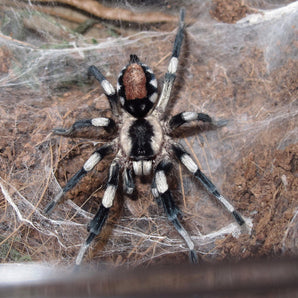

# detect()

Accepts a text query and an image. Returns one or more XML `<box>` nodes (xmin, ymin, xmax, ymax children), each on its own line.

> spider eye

<box><xmin>117</xmin><ymin>55</ymin><xmax>158</xmax><ymax>118</ymax></box>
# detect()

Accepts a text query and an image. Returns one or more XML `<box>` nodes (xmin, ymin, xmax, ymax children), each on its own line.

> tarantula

<box><xmin>44</xmin><ymin>9</ymin><xmax>245</xmax><ymax>265</ymax></box>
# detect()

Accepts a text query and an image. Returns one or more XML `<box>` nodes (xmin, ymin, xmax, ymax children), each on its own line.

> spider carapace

<box><xmin>44</xmin><ymin>8</ymin><xmax>246</xmax><ymax>265</ymax></box>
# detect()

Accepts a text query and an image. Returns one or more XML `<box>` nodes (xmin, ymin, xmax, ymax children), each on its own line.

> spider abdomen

<box><xmin>123</xmin><ymin>63</ymin><xmax>147</xmax><ymax>100</ymax></box>
<box><xmin>117</xmin><ymin>55</ymin><xmax>158</xmax><ymax>118</ymax></box>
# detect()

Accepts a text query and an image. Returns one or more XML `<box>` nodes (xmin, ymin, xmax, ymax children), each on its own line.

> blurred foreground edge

<box><xmin>0</xmin><ymin>256</ymin><xmax>297</xmax><ymax>298</ymax></box>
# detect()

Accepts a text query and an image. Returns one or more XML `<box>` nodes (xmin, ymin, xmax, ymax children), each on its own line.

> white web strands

<box><xmin>0</xmin><ymin>1</ymin><xmax>297</xmax><ymax>265</ymax></box>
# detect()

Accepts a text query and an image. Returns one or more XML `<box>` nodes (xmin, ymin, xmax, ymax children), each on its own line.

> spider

<box><xmin>44</xmin><ymin>8</ymin><xmax>245</xmax><ymax>265</ymax></box>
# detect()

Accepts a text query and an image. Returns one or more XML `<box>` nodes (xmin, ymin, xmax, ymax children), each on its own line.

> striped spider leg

<box><xmin>155</xmin><ymin>8</ymin><xmax>185</xmax><ymax>113</ymax></box>
<box><xmin>171</xmin><ymin>142</ymin><xmax>245</xmax><ymax>226</ymax></box>
<box><xmin>44</xmin><ymin>143</ymin><xmax>115</xmax><ymax>215</ymax></box>
<box><xmin>75</xmin><ymin>156</ymin><xmax>121</xmax><ymax>266</ymax></box>
<box><xmin>152</xmin><ymin>159</ymin><xmax>198</xmax><ymax>263</ymax></box>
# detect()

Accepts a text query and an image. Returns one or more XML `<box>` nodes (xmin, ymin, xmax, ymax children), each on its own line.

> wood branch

<box><xmin>28</xmin><ymin>0</ymin><xmax>177</xmax><ymax>24</ymax></box>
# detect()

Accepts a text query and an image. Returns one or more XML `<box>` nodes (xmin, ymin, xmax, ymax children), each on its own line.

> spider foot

<box><xmin>44</xmin><ymin>201</ymin><xmax>57</xmax><ymax>215</ymax></box>
<box><xmin>44</xmin><ymin>190</ymin><xmax>63</xmax><ymax>215</ymax></box>
<box><xmin>75</xmin><ymin>241</ymin><xmax>90</xmax><ymax>266</ymax></box>
<box><xmin>75</xmin><ymin>232</ymin><xmax>96</xmax><ymax>266</ymax></box>
<box><xmin>232</xmin><ymin>210</ymin><xmax>245</xmax><ymax>226</ymax></box>
<box><xmin>190</xmin><ymin>250</ymin><xmax>199</xmax><ymax>264</ymax></box>
<box><xmin>52</xmin><ymin>127</ymin><xmax>73</xmax><ymax>136</ymax></box>
<box><xmin>212</xmin><ymin>119</ymin><xmax>229</xmax><ymax>127</ymax></box>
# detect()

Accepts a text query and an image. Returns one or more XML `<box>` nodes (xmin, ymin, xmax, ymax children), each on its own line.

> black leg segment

<box><xmin>87</xmin><ymin>205</ymin><xmax>110</xmax><ymax>243</ymax></box>
<box><xmin>172</xmin><ymin>8</ymin><xmax>185</xmax><ymax>59</ymax></box>
<box><xmin>75</xmin><ymin>204</ymin><xmax>110</xmax><ymax>266</ymax></box>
